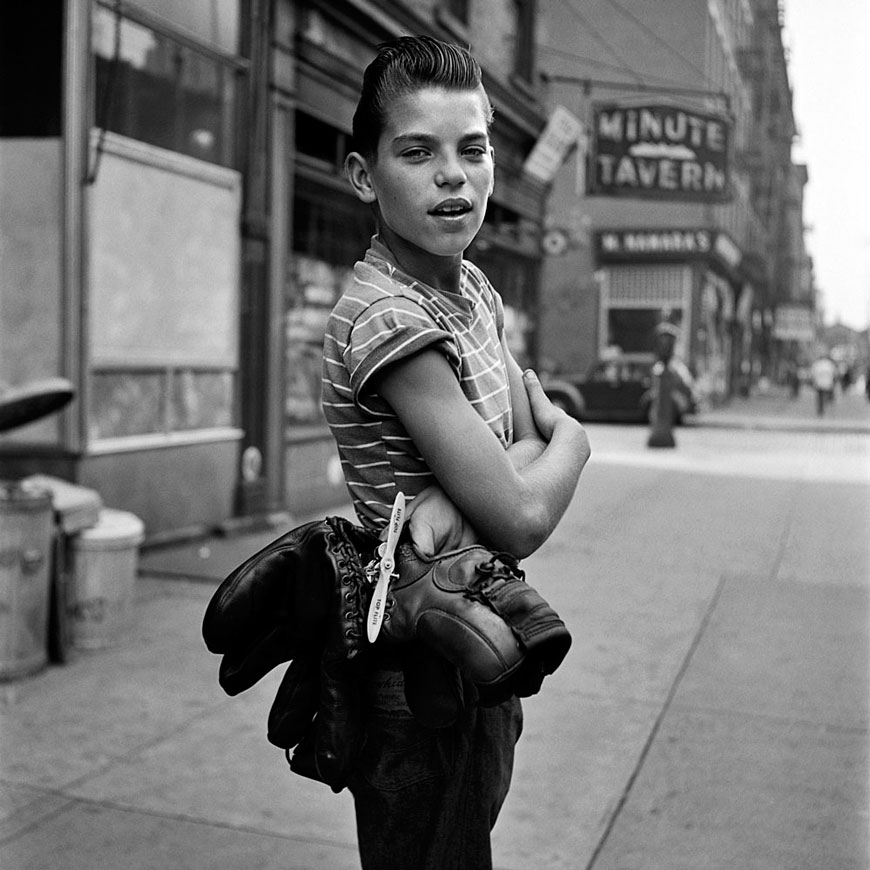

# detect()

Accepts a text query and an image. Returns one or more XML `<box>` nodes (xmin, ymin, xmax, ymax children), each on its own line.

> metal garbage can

<box><xmin>0</xmin><ymin>480</ymin><xmax>53</xmax><ymax>680</ymax></box>
<box><xmin>69</xmin><ymin>508</ymin><xmax>145</xmax><ymax>650</ymax></box>
<box><xmin>22</xmin><ymin>474</ymin><xmax>103</xmax><ymax>664</ymax></box>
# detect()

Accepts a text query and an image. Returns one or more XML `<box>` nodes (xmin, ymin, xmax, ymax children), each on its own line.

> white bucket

<box><xmin>69</xmin><ymin>509</ymin><xmax>145</xmax><ymax>650</ymax></box>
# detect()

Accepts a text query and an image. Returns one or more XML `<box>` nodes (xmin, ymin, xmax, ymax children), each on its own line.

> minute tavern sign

<box><xmin>589</xmin><ymin>103</ymin><xmax>731</xmax><ymax>202</ymax></box>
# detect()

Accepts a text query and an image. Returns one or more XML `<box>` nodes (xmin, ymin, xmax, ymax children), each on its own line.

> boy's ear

<box><xmin>488</xmin><ymin>147</ymin><xmax>496</xmax><ymax>196</ymax></box>
<box><xmin>345</xmin><ymin>152</ymin><xmax>378</xmax><ymax>204</ymax></box>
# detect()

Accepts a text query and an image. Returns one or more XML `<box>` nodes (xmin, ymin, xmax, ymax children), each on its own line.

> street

<box><xmin>1</xmin><ymin>3</ymin><xmax>867</xmax><ymax>868</ymax></box>
<box><xmin>504</xmin><ymin>420</ymin><xmax>869</xmax><ymax>869</ymax></box>
<box><xmin>1</xmin><ymin>405</ymin><xmax>868</xmax><ymax>870</ymax></box>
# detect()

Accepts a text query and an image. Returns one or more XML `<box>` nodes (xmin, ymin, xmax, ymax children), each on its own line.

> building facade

<box><xmin>0</xmin><ymin>0</ymin><xmax>547</xmax><ymax>541</ymax></box>
<box><xmin>534</xmin><ymin>0</ymin><xmax>811</xmax><ymax>401</ymax></box>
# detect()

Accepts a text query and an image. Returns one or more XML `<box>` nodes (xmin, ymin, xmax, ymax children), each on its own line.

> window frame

<box><xmin>90</xmin><ymin>0</ymin><xmax>248</xmax><ymax>169</ymax></box>
<box><xmin>512</xmin><ymin>0</ymin><xmax>536</xmax><ymax>85</ymax></box>
<box><xmin>94</xmin><ymin>0</ymin><xmax>249</xmax><ymax>68</ymax></box>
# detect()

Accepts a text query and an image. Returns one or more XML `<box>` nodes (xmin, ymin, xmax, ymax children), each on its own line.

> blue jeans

<box><xmin>349</xmin><ymin>667</ymin><xmax>523</xmax><ymax>870</ymax></box>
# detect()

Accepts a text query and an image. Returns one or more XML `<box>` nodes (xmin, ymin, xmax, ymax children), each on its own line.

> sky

<box><xmin>783</xmin><ymin>0</ymin><xmax>870</xmax><ymax>331</ymax></box>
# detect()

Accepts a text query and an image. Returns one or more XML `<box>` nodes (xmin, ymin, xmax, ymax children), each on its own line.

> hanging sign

<box><xmin>523</xmin><ymin>106</ymin><xmax>585</xmax><ymax>184</ymax></box>
<box><xmin>589</xmin><ymin>103</ymin><xmax>731</xmax><ymax>202</ymax></box>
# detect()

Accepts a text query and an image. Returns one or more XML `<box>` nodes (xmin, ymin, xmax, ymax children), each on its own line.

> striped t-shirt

<box><xmin>322</xmin><ymin>236</ymin><xmax>514</xmax><ymax>533</ymax></box>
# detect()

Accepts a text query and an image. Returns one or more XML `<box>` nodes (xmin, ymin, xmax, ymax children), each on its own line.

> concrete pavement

<box><xmin>698</xmin><ymin>379</ymin><xmax>870</xmax><ymax>435</ymax></box>
<box><xmin>1</xmin><ymin>387</ymin><xmax>868</xmax><ymax>869</ymax></box>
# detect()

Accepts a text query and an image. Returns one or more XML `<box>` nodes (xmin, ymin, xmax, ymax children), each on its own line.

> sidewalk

<box><xmin>1</xmin><ymin>391</ymin><xmax>867</xmax><ymax>869</ymax></box>
<box><xmin>697</xmin><ymin>381</ymin><xmax>870</xmax><ymax>434</ymax></box>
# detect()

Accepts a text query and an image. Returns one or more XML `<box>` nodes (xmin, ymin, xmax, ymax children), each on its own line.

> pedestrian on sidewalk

<box><xmin>786</xmin><ymin>360</ymin><xmax>800</xmax><ymax>398</ymax></box>
<box><xmin>322</xmin><ymin>35</ymin><xmax>590</xmax><ymax>870</ymax></box>
<box><xmin>810</xmin><ymin>350</ymin><xmax>837</xmax><ymax>416</ymax></box>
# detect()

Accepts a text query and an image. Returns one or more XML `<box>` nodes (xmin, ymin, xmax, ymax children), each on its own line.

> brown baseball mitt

<box><xmin>203</xmin><ymin>518</ymin><xmax>572</xmax><ymax>790</ymax></box>
<box><xmin>379</xmin><ymin>543</ymin><xmax>572</xmax><ymax>705</ymax></box>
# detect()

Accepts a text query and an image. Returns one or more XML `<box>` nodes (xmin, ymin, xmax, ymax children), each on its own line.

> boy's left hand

<box><xmin>404</xmin><ymin>485</ymin><xmax>478</xmax><ymax>556</ymax></box>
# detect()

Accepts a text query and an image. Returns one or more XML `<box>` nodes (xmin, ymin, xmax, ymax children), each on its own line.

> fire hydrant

<box><xmin>647</xmin><ymin>323</ymin><xmax>679</xmax><ymax>449</ymax></box>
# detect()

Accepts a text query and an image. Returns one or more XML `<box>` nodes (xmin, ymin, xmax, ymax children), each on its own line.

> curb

<box><xmin>694</xmin><ymin>415</ymin><xmax>870</xmax><ymax>436</ymax></box>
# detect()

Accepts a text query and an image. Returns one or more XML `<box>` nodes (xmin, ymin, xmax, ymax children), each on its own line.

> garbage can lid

<box><xmin>0</xmin><ymin>378</ymin><xmax>75</xmax><ymax>433</ymax></box>
<box><xmin>0</xmin><ymin>478</ymin><xmax>52</xmax><ymax>505</ymax></box>
<box><xmin>76</xmin><ymin>508</ymin><xmax>145</xmax><ymax>547</ymax></box>
<box><xmin>22</xmin><ymin>475</ymin><xmax>103</xmax><ymax>533</ymax></box>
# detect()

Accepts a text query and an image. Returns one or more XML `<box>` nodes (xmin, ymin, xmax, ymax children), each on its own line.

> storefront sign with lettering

<box><xmin>773</xmin><ymin>305</ymin><xmax>815</xmax><ymax>342</ymax></box>
<box><xmin>597</xmin><ymin>229</ymin><xmax>713</xmax><ymax>259</ymax></box>
<box><xmin>590</xmin><ymin>103</ymin><xmax>731</xmax><ymax>202</ymax></box>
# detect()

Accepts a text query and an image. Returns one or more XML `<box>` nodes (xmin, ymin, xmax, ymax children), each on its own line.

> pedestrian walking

<box><xmin>786</xmin><ymin>360</ymin><xmax>800</xmax><ymax>398</ymax></box>
<box><xmin>321</xmin><ymin>35</ymin><xmax>590</xmax><ymax>869</ymax></box>
<box><xmin>810</xmin><ymin>351</ymin><xmax>837</xmax><ymax>416</ymax></box>
<box><xmin>840</xmin><ymin>363</ymin><xmax>853</xmax><ymax>393</ymax></box>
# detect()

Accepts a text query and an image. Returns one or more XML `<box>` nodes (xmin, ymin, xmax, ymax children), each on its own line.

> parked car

<box><xmin>541</xmin><ymin>357</ymin><xmax>700</xmax><ymax>424</ymax></box>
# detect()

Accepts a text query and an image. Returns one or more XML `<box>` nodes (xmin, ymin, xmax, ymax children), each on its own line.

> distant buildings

<box><xmin>535</xmin><ymin>0</ymin><xmax>813</xmax><ymax>399</ymax></box>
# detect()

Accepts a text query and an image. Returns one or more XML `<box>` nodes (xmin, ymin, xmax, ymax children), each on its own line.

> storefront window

<box><xmin>171</xmin><ymin>369</ymin><xmax>234</xmax><ymax>430</ymax></box>
<box><xmin>90</xmin><ymin>370</ymin><xmax>164</xmax><ymax>439</ymax></box>
<box><xmin>607</xmin><ymin>309</ymin><xmax>684</xmax><ymax>357</ymax></box>
<box><xmin>0</xmin><ymin>2</ymin><xmax>63</xmax><ymax>137</ymax></box>
<box><xmin>92</xmin><ymin>4</ymin><xmax>239</xmax><ymax>166</ymax></box>
<box><xmin>123</xmin><ymin>0</ymin><xmax>239</xmax><ymax>54</ymax></box>
<box><xmin>90</xmin><ymin>368</ymin><xmax>235</xmax><ymax>440</ymax></box>
<box><xmin>285</xmin><ymin>178</ymin><xmax>374</xmax><ymax>430</ymax></box>
<box><xmin>471</xmin><ymin>246</ymin><xmax>538</xmax><ymax>369</ymax></box>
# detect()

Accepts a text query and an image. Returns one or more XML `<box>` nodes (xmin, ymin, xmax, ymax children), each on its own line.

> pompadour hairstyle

<box><xmin>351</xmin><ymin>35</ymin><xmax>494</xmax><ymax>159</ymax></box>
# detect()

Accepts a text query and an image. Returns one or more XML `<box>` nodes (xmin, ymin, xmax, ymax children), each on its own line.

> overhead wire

<box><xmin>558</xmin><ymin>0</ymin><xmax>721</xmax><ymax>97</ymax></box>
<box><xmin>599</xmin><ymin>0</ymin><xmax>716</xmax><ymax>87</ymax></box>
<box><xmin>562</xmin><ymin>0</ymin><xmax>645</xmax><ymax>85</ymax></box>
<box><xmin>538</xmin><ymin>43</ymin><xmax>715</xmax><ymax>94</ymax></box>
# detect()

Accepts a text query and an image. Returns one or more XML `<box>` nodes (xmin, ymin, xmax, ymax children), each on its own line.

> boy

<box><xmin>322</xmin><ymin>35</ymin><xmax>589</xmax><ymax>870</ymax></box>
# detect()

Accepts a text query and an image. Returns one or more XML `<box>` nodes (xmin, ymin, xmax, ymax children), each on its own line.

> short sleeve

<box><xmin>344</xmin><ymin>296</ymin><xmax>460</xmax><ymax>408</ymax></box>
<box><xmin>492</xmin><ymin>287</ymin><xmax>505</xmax><ymax>338</ymax></box>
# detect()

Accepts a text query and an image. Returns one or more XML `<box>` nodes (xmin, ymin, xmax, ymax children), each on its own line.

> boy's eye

<box><xmin>401</xmin><ymin>147</ymin><xmax>430</xmax><ymax>160</ymax></box>
<box><xmin>463</xmin><ymin>145</ymin><xmax>487</xmax><ymax>159</ymax></box>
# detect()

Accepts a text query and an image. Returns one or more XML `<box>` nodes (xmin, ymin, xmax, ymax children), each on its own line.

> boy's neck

<box><xmin>378</xmin><ymin>228</ymin><xmax>464</xmax><ymax>296</ymax></box>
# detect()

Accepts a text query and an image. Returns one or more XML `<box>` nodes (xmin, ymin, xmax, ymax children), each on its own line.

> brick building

<box><xmin>534</xmin><ymin>0</ymin><xmax>812</xmax><ymax>400</ymax></box>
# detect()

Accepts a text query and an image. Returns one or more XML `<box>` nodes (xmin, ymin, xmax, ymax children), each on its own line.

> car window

<box><xmin>590</xmin><ymin>364</ymin><xmax>611</xmax><ymax>383</ymax></box>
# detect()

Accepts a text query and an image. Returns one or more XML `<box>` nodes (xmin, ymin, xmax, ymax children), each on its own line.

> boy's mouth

<box><xmin>429</xmin><ymin>198</ymin><xmax>473</xmax><ymax>217</ymax></box>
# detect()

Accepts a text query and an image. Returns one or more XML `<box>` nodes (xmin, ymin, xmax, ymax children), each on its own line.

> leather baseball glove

<box><xmin>203</xmin><ymin>516</ymin><xmax>572</xmax><ymax>791</ymax></box>
<box><xmin>379</xmin><ymin>543</ymin><xmax>572</xmax><ymax>705</ymax></box>
<box><xmin>203</xmin><ymin>516</ymin><xmax>377</xmax><ymax>792</ymax></box>
<box><xmin>202</xmin><ymin>516</ymin><xmax>377</xmax><ymax>697</ymax></box>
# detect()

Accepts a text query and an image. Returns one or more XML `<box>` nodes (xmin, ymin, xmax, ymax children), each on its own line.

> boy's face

<box><xmin>348</xmin><ymin>85</ymin><xmax>494</xmax><ymax>265</ymax></box>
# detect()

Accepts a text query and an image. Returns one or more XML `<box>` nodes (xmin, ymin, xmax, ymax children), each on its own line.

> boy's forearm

<box><xmin>497</xmin><ymin>418</ymin><xmax>589</xmax><ymax>557</ymax></box>
<box><xmin>521</xmin><ymin>418</ymin><xmax>587</xmax><ymax>515</ymax></box>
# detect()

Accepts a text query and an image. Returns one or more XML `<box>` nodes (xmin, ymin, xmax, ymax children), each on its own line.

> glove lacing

<box><xmin>467</xmin><ymin>552</ymin><xmax>525</xmax><ymax>600</ymax></box>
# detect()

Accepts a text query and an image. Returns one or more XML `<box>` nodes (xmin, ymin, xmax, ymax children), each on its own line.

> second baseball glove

<box><xmin>379</xmin><ymin>543</ymin><xmax>572</xmax><ymax>705</ymax></box>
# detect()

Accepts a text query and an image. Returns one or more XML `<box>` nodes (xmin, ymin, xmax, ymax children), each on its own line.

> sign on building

<box><xmin>597</xmin><ymin>229</ymin><xmax>713</xmax><ymax>259</ymax></box>
<box><xmin>523</xmin><ymin>105</ymin><xmax>585</xmax><ymax>184</ymax></box>
<box><xmin>589</xmin><ymin>103</ymin><xmax>731</xmax><ymax>202</ymax></box>
<box><xmin>773</xmin><ymin>305</ymin><xmax>815</xmax><ymax>342</ymax></box>
<box><xmin>596</xmin><ymin>228</ymin><xmax>743</xmax><ymax>275</ymax></box>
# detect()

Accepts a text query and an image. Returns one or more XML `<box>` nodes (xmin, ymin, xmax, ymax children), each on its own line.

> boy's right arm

<box><xmin>375</xmin><ymin>349</ymin><xmax>590</xmax><ymax>559</ymax></box>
